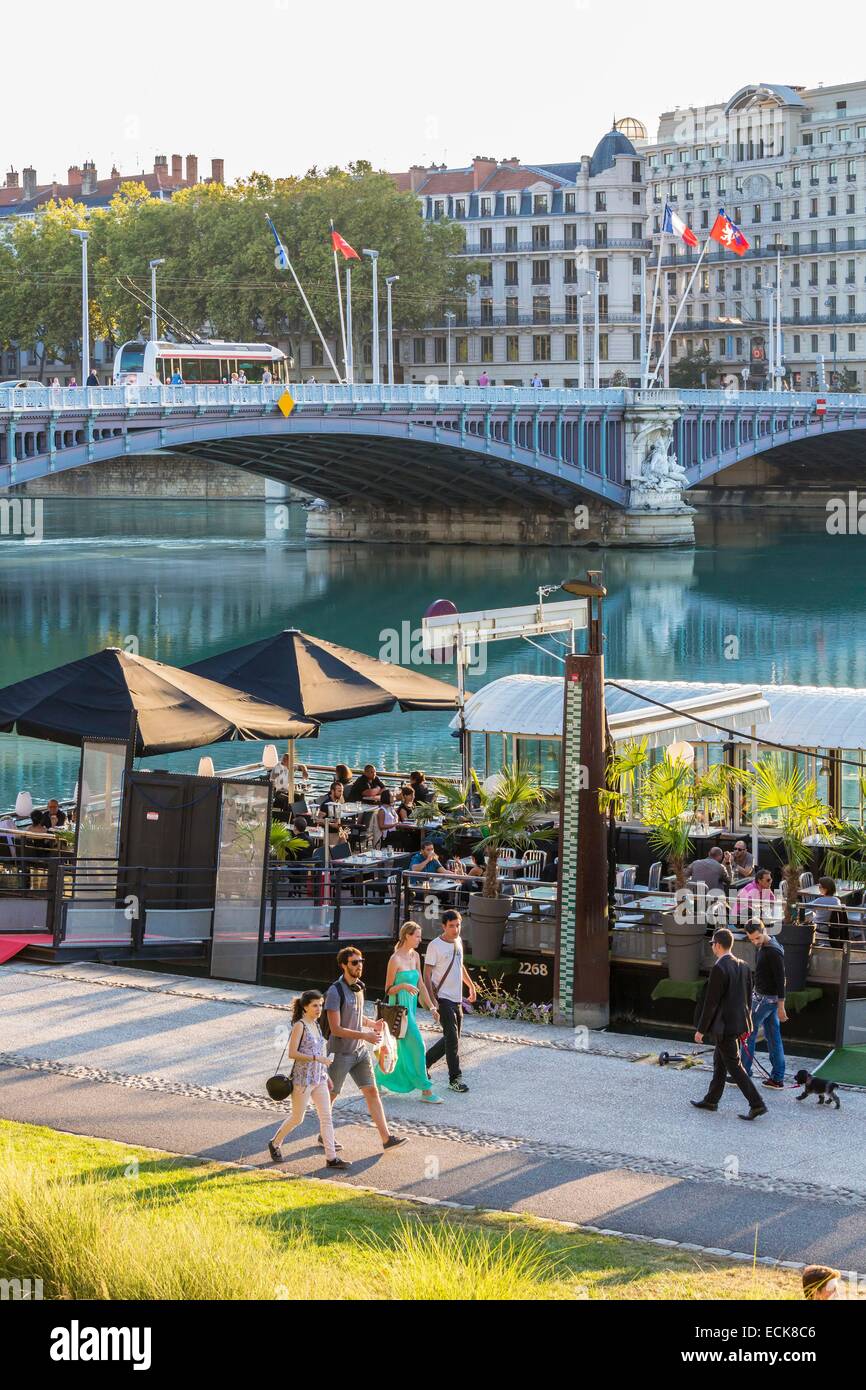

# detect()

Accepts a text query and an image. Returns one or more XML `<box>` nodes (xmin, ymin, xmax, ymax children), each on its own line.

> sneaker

<box><xmin>420</xmin><ymin>1092</ymin><xmax>444</xmax><ymax>1104</ymax></box>
<box><xmin>448</xmin><ymin>1080</ymin><xmax>469</xmax><ymax>1094</ymax></box>
<box><xmin>382</xmin><ymin>1135</ymin><xmax>408</xmax><ymax>1151</ymax></box>
<box><xmin>326</xmin><ymin>1157</ymin><xmax>349</xmax><ymax>1170</ymax></box>
<box><xmin>317</xmin><ymin>1135</ymin><xmax>344</xmax><ymax>1149</ymax></box>
<box><xmin>762</xmin><ymin>1079</ymin><xmax>785</xmax><ymax>1090</ymax></box>
<box><xmin>268</xmin><ymin>1140</ymin><xmax>284</xmax><ymax>1163</ymax></box>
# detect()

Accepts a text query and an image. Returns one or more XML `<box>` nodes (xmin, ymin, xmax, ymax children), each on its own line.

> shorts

<box><xmin>328</xmin><ymin>1050</ymin><xmax>376</xmax><ymax>1096</ymax></box>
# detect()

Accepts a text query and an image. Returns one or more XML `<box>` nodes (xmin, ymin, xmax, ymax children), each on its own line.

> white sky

<box><xmin>6</xmin><ymin>0</ymin><xmax>865</xmax><ymax>183</ymax></box>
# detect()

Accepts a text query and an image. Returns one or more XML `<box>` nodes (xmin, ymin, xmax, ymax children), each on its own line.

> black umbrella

<box><xmin>0</xmin><ymin>648</ymin><xmax>318</xmax><ymax>755</ymax></box>
<box><xmin>186</xmin><ymin>628</ymin><xmax>459</xmax><ymax>723</ymax></box>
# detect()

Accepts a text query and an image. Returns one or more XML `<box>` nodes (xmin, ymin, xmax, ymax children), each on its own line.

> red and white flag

<box><xmin>330</xmin><ymin>229</ymin><xmax>360</xmax><ymax>260</ymax></box>
<box><xmin>662</xmin><ymin>203</ymin><xmax>698</xmax><ymax>247</ymax></box>
<box><xmin>709</xmin><ymin>209</ymin><xmax>750</xmax><ymax>256</ymax></box>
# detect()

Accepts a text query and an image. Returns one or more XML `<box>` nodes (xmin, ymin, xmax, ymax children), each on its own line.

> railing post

<box><xmin>332</xmin><ymin>869</ymin><xmax>342</xmax><ymax>941</ymax></box>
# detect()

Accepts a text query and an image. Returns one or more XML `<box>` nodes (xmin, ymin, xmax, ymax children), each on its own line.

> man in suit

<box><xmin>691</xmin><ymin>927</ymin><xmax>767</xmax><ymax>1121</ymax></box>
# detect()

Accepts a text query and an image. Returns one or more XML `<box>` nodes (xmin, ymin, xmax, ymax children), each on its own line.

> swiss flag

<box><xmin>709</xmin><ymin>209</ymin><xmax>750</xmax><ymax>256</ymax></box>
<box><xmin>330</xmin><ymin>229</ymin><xmax>360</xmax><ymax>260</ymax></box>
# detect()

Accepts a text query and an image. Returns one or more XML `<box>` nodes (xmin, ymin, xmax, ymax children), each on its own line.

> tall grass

<box><xmin>0</xmin><ymin>1156</ymin><xmax>575</xmax><ymax>1301</ymax></box>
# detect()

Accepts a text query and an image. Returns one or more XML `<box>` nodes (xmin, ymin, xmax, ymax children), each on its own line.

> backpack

<box><xmin>319</xmin><ymin>978</ymin><xmax>364</xmax><ymax>1040</ymax></box>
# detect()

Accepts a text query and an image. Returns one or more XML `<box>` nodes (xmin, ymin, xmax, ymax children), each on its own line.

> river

<box><xmin>0</xmin><ymin>498</ymin><xmax>861</xmax><ymax>808</ymax></box>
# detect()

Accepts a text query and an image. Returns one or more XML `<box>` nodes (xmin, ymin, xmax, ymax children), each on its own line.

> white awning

<box><xmin>607</xmin><ymin>684</ymin><xmax>770</xmax><ymax>749</ymax></box>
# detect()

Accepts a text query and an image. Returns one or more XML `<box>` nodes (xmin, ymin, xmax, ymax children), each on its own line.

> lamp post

<box><xmin>445</xmin><ymin>310</ymin><xmax>456</xmax><ymax>385</ymax></box>
<box><xmin>592</xmin><ymin>270</ymin><xmax>601</xmax><ymax>389</ymax></box>
<box><xmin>362</xmin><ymin>248</ymin><xmax>380</xmax><ymax>385</ymax></box>
<box><xmin>385</xmin><ymin>275</ymin><xmax>399</xmax><ymax>386</ymax></box>
<box><xmin>71</xmin><ymin>229</ymin><xmax>90</xmax><ymax>384</ymax></box>
<box><xmin>824</xmin><ymin>297</ymin><xmax>838</xmax><ymax>388</ymax></box>
<box><xmin>578</xmin><ymin>287</ymin><xmax>591</xmax><ymax>389</ymax></box>
<box><xmin>149</xmin><ymin>258</ymin><xmax>165</xmax><ymax>343</ymax></box>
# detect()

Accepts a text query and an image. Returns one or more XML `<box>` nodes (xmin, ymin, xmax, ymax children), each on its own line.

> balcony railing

<box><xmin>459</xmin><ymin>237</ymin><xmax>652</xmax><ymax>256</ymax></box>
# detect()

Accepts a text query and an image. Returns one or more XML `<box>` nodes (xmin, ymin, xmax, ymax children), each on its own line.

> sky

<box><xmin>6</xmin><ymin>0</ymin><xmax>866</xmax><ymax>184</ymax></box>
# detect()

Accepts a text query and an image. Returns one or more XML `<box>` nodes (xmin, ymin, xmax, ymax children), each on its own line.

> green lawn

<box><xmin>0</xmin><ymin>1120</ymin><xmax>798</xmax><ymax>1301</ymax></box>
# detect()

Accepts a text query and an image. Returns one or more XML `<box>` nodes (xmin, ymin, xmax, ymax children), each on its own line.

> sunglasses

<box><xmin>348</xmin><ymin>958</ymin><xmax>364</xmax><ymax>966</ymax></box>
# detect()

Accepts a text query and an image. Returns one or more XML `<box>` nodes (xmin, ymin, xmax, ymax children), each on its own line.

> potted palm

<box><xmin>435</xmin><ymin>768</ymin><xmax>551</xmax><ymax>961</ymax></box>
<box><xmin>601</xmin><ymin>741</ymin><xmax>745</xmax><ymax>981</ymax></box>
<box><xmin>749</xmin><ymin>757</ymin><xmax>833</xmax><ymax>989</ymax></box>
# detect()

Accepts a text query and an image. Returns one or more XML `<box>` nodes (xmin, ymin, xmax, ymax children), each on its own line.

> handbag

<box><xmin>266</xmin><ymin>1027</ymin><xmax>296</xmax><ymax>1101</ymax></box>
<box><xmin>376</xmin><ymin>1000</ymin><xmax>408</xmax><ymax>1040</ymax></box>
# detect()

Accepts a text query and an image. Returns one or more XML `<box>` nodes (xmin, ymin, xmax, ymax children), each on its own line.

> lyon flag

<box><xmin>710</xmin><ymin>209</ymin><xmax>750</xmax><ymax>256</ymax></box>
<box><xmin>662</xmin><ymin>203</ymin><xmax>698</xmax><ymax>247</ymax></box>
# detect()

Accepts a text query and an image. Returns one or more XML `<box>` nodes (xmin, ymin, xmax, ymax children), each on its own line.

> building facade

<box><xmin>645</xmin><ymin>81</ymin><xmax>866</xmax><ymax>390</ymax></box>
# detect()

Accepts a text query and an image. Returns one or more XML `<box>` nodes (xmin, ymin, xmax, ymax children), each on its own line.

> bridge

<box><xmin>2</xmin><ymin>382</ymin><xmax>864</xmax><ymax>546</ymax></box>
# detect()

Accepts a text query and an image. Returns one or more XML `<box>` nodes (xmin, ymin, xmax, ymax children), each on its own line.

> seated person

<box><xmin>688</xmin><ymin>846</ymin><xmax>731</xmax><ymax>890</ymax></box>
<box><xmin>290</xmin><ymin>816</ymin><xmax>314</xmax><ymax>858</ymax></box>
<box><xmin>463</xmin><ymin>851</ymin><xmax>485</xmax><ymax>879</ymax></box>
<box><xmin>318</xmin><ymin>780</ymin><xmax>346</xmax><ymax>814</ymax></box>
<box><xmin>334</xmin><ymin>763</ymin><xmax>353</xmax><ymax>789</ymax></box>
<box><xmin>809</xmin><ymin>876</ymin><xmax>843</xmax><ymax>933</ymax></box>
<box><xmin>408</xmin><ymin>840</ymin><xmax>452</xmax><ymax>877</ymax></box>
<box><xmin>409</xmin><ymin>769</ymin><xmax>435</xmax><ymax>804</ymax></box>
<box><xmin>269</xmin><ymin>755</ymin><xmax>291</xmax><ymax>808</ymax></box>
<box><xmin>373</xmin><ymin>789</ymin><xmax>399</xmax><ymax>846</ymax></box>
<box><xmin>39</xmin><ymin>799</ymin><xmax>67</xmax><ymax>828</ymax></box>
<box><xmin>736</xmin><ymin>867</ymin><xmax>776</xmax><ymax>924</ymax></box>
<box><xmin>346</xmin><ymin>763</ymin><xmax>385</xmax><ymax>802</ymax></box>
<box><xmin>396</xmin><ymin>785</ymin><xmax>416</xmax><ymax>822</ymax></box>
<box><xmin>729</xmin><ymin>840</ymin><xmax>754</xmax><ymax>875</ymax></box>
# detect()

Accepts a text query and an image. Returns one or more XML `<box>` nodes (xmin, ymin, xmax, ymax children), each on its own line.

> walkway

<box><xmin>1</xmin><ymin>960</ymin><xmax>864</xmax><ymax>1273</ymax></box>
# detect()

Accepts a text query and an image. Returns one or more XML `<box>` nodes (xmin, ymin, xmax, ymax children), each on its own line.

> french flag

<box><xmin>662</xmin><ymin>203</ymin><xmax>698</xmax><ymax>247</ymax></box>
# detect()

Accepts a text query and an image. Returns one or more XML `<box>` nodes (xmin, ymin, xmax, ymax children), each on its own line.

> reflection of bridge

<box><xmin>3</xmin><ymin>383</ymin><xmax>865</xmax><ymax>546</ymax></box>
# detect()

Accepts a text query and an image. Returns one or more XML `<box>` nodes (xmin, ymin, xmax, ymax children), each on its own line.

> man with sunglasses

<box><xmin>325</xmin><ymin>946</ymin><xmax>408</xmax><ymax>1151</ymax></box>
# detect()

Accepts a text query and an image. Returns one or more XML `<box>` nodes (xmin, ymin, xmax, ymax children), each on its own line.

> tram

<box><xmin>112</xmin><ymin>339</ymin><xmax>288</xmax><ymax>387</ymax></box>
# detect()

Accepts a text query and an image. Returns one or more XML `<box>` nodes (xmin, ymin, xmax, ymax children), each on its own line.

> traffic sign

<box><xmin>815</xmin><ymin>396</ymin><xmax>827</xmax><ymax>416</ymax></box>
<box><xmin>277</xmin><ymin>390</ymin><xmax>295</xmax><ymax>418</ymax></box>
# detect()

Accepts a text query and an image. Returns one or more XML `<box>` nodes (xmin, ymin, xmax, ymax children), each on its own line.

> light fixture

<box><xmin>197</xmin><ymin>756</ymin><xmax>215</xmax><ymax>777</ymax></box>
<box><xmin>15</xmin><ymin>791</ymin><xmax>33</xmax><ymax>819</ymax></box>
<box><xmin>668</xmin><ymin>740</ymin><xmax>695</xmax><ymax>766</ymax></box>
<box><xmin>261</xmin><ymin>745</ymin><xmax>279</xmax><ymax>769</ymax></box>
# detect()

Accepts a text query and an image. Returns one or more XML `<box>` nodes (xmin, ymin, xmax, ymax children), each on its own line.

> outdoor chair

<box><xmin>648</xmin><ymin>861</ymin><xmax>662</xmax><ymax>892</ymax></box>
<box><xmin>799</xmin><ymin>871</ymin><xmax>815</xmax><ymax>889</ymax></box>
<box><xmin>522</xmin><ymin>849</ymin><xmax>547</xmax><ymax>876</ymax></box>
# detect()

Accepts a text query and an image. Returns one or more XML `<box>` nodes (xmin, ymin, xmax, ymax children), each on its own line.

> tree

<box><xmin>0</xmin><ymin>200</ymin><xmax>92</xmax><ymax>377</ymax></box>
<box><xmin>435</xmin><ymin>768</ymin><xmax>552</xmax><ymax>899</ymax></box>
<box><xmin>668</xmin><ymin>348</ymin><xmax>722</xmax><ymax>390</ymax></box>
<box><xmin>748</xmin><ymin>757</ymin><xmax>833</xmax><ymax>924</ymax></box>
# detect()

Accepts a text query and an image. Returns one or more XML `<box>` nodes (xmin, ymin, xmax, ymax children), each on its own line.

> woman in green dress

<box><xmin>375</xmin><ymin>921</ymin><xmax>443</xmax><ymax>1103</ymax></box>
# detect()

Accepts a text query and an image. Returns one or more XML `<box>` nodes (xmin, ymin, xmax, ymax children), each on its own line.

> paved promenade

<box><xmin>1</xmin><ymin>960</ymin><xmax>865</xmax><ymax>1273</ymax></box>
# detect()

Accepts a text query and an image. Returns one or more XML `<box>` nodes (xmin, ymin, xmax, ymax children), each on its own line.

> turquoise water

<box><xmin>1</xmin><ymin>499</ymin><xmax>863</xmax><ymax>808</ymax></box>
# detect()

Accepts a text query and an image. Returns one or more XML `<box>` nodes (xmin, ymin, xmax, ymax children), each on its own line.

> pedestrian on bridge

<box><xmin>86</xmin><ymin>370</ymin><xmax>99</xmax><ymax>387</ymax></box>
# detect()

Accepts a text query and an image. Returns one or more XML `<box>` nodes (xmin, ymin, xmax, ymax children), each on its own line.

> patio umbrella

<box><xmin>186</xmin><ymin>628</ymin><xmax>459</xmax><ymax>722</ymax></box>
<box><xmin>0</xmin><ymin>648</ymin><xmax>318</xmax><ymax>755</ymax></box>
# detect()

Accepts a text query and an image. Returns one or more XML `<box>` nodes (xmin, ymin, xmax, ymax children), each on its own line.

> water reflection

<box><xmin>0</xmin><ymin>500</ymin><xmax>863</xmax><ymax>805</ymax></box>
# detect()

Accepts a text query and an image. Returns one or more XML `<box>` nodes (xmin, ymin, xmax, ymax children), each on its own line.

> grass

<box><xmin>0</xmin><ymin>1120</ymin><xmax>800</xmax><ymax>1301</ymax></box>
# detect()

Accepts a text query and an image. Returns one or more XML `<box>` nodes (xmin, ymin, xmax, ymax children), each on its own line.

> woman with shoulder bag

<box><xmin>374</xmin><ymin>922</ymin><xmax>443</xmax><ymax>1104</ymax></box>
<box><xmin>268</xmin><ymin>990</ymin><xmax>347</xmax><ymax>1168</ymax></box>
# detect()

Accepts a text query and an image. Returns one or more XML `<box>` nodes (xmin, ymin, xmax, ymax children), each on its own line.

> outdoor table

<box><xmin>633</xmin><ymin>894</ymin><xmax>678</xmax><ymax>926</ymax></box>
<box><xmin>800</xmin><ymin>883</ymin><xmax>862</xmax><ymax>903</ymax></box>
<box><xmin>523</xmin><ymin>883</ymin><xmax>557</xmax><ymax>918</ymax></box>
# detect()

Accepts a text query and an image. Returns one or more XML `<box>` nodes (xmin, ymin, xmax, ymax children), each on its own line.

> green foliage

<box><xmin>436</xmin><ymin>768</ymin><xmax>551</xmax><ymax>899</ymax></box>
<box><xmin>0</xmin><ymin>165</ymin><xmax>471</xmax><ymax>372</ymax></box>
<box><xmin>668</xmin><ymin>348</ymin><xmax>722</xmax><ymax>389</ymax></box>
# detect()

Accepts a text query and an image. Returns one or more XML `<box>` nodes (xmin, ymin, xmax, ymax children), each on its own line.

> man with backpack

<box><xmin>323</xmin><ymin>946</ymin><xmax>408</xmax><ymax>1151</ymax></box>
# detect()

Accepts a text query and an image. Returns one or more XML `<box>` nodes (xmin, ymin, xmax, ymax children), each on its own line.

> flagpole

<box><xmin>267</xmin><ymin>215</ymin><xmax>341</xmax><ymax>381</ymax></box>
<box><xmin>330</xmin><ymin>221</ymin><xmax>348</xmax><ymax>383</ymax></box>
<box><xmin>644</xmin><ymin>230</ymin><xmax>665</xmax><ymax>389</ymax></box>
<box><xmin>345</xmin><ymin>264</ymin><xmax>353</xmax><ymax>385</ymax></box>
<box><xmin>648</xmin><ymin>238</ymin><xmax>710</xmax><ymax>388</ymax></box>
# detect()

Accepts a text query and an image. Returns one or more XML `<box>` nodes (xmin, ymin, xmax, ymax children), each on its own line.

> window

<box><xmin>563</xmin><ymin>257</ymin><xmax>577</xmax><ymax>283</ymax></box>
<box><xmin>434</xmin><ymin>338</ymin><xmax>446</xmax><ymax>364</ymax></box>
<box><xmin>506</xmin><ymin>298</ymin><xmax>519</xmax><ymax>324</ymax></box>
<box><xmin>505</xmin><ymin>225</ymin><xmax>518</xmax><ymax>250</ymax></box>
<box><xmin>669</xmin><ymin>181</ymin><xmax>678</xmax><ymax>199</ymax></box>
<box><xmin>792</xmin><ymin>264</ymin><xmax>800</xmax><ymax>286</ymax></box>
<box><xmin>685</xmin><ymin>179</ymin><xmax>693</xmax><ymax>200</ymax></box>
<box><xmin>505</xmin><ymin>261</ymin><xmax>519</xmax><ymax>286</ymax></box>
<box><xmin>810</xmin><ymin>198</ymin><xmax>818</xmax><ymax>218</ymax></box>
<box><xmin>633</xmin><ymin>190</ymin><xmax>642</xmax><ymax>205</ymax></box>
<box><xmin>480</xmin><ymin>197</ymin><xmax>492</xmax><ymax>216</ymax></box>
<box><xmin>595</xmin><ymin>223</ymin><xmax>608</xmax><ymax>247</ymax></box>
<box><xmin>454</xmin><ymin>337</ymin><xmax>468</xmax><ymax>363</ymax></box>
<box><xmin>506</xmin><ymin>195</ymin><xmax>518</xmax><ymax>215</ymax></box>
<box><xmin>632</xmin><ymin>161</ymin><xmax>642</xmax><ymax>182</ymax></box>
<box><xmin>479</xmin><ymin>261</ymin><xmax>492</xmax><ymax>287</ymax></box>
<box><xmin>631</xmin><ymin>221</ymin><xmax>643</xmax><ymax>239</ymax></box>
<box><xmin>792</xmin><ymin>199</ymin><xmax>800</xmax><ymax>219</ymax></box>
<box><xmin>847</xmin><ymin>160</ymin><xmax>856</xmax><ymax>180</ymax></box>
<box><xmin>633</xmin><ymin>293</ymin><xmax>642</xmax><ymax>313</ymax></box>
<box><xmin>829</xmin><ymin>195</ymin><xmax>837</xmax><ymax>215</ymax></box>
<box><xmin>595</xmin><ymin>191</ymin><xmax>607</xmax><ymax>211</ymax></box>
<box><xmin>532</xmin><ymin>224</ymin><xmax>550</xmax><ymax>249</ymax></box>
<box><xmin>433</xmin><ymin>200</ymin><xmax>444</xmax><ymax>219</ymax></box>
<box><xmin>565</xmin><ymin>294</ymin><xmax>578</xmax><ymax>319</ymax></box>
<box><xmin>632</xmin><ymin>257</ymin><xmax>642</xmax><ymax>275</ymax></box>
<box><xmin>596</xmin><ymin>257</ymin><xmax>608</xmax><ymax>283</ymax></box>
<box><xmin>480</xmin><ymin>336</ymin><xmax>493</xmax><ymax>362</ymax></box>
<box><xmin>533</xmin><ymin>334</ymin><xmax>551</xmax><ymax>361</ymax></box>
<box><xmin>506</xmin><ymin>335</ymin><xmax>520</xmax><ymax>362</ymax></box>
<box><xmin>533</xmin><ymin>193</ymin><xmax>548</xmax><ymax>213</ymax></box>
<box><xmin>480</xmin><ymin>300</ymin><xmax>493</xmax><ymax>325</ymax></box>
<box><xmin>479</xmin><ymin>227</ymin><xmax>492</xmax><ymax>252</ymax></box>
<box><xmin>849</xmin><ymin>333</ymin><xmax>856</xmax><ymax>352</ymax></box>
<box><xmin>454</xmin><ymin>199</ymin><xmax>466</xmax><ymax>218</ymax></box>
<box><xmin>811</xmin><ymin>334</ymin><xmax>819</xmax><ymax>352</ymax></box>
<box><xmin>633</xmin><ymin>333</ymin><xmax>642</xmax><ymax>358</ymax></box>
<box><xmin>564</xmin><ymin>191</ymin><xmax>576</xmax><ymax>213</ymax></box>
<box><xmin>848</xmin><ymin>194</ymin><xmax>856</xmax><ymax>214</ymax></box>
<box><xmin>532</xmin><ymin>296</ymin><xmax>550</xmax><ymax>324</ymax></box>
<box><xmin>793</xmin><ymin>334</ymin><xmax>801</xmax><ymax>353</ymax></box>
<box><xmin>792</xmin><ymin>166</ymin><xmax>801</xmax><ymax>187</ymax></box>
<box><xmin>717</xmin><ymin>177</ymin><xmax>726</xmax><ymax>196</ymax></box>
<box><xmin>413</xmin><ymin>338</ymin><xmax>426</xmax><ymax>364</ymax></box>
<box><xmin>599</xmin><ymin>334</ymin><xmax>609</xmax><ymax>361</ymax></box>
<box><xmin>772</xmin><ymin>201</ymin><xmax>781</xmax><ymax>221</ymax></box>
<box><xmin>565</xmin><ymin>334</ymin><xmax>578</xmax><ymax>361</ymax></box>
<box><xmin>598</xmin><ymin>294</ymin><xmax>608</xmax><ymax>319</ymax></box>
<box><xmin>564</xmin><ymin>222</ymin><xmax>577</xmax><ymax>249</ymax></box>
<box><xmin>531</xmin><ymin>259</ymin><xmax>550</xmax><ymax>284</ymax></box>
<box><xmin>311</xmin><ymin>342</ymin><xmax>324</xmax><ymax>367</ymax></box>
<box><xmin>701</xmin><ymin>209</ymin><xmax>709</xmax><ymax>229</ymax></box>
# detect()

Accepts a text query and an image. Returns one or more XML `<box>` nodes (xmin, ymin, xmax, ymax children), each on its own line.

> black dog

<box><xmin>794</xmin><ymin>1069</ymin><xmax>841</xmax><ymax>1109</ymax></box>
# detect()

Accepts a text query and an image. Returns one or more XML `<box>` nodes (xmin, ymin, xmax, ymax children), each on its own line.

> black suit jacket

<box><xmin>697</xmin><ymin>952</ymin><xmax>754</xmax><ymax>1041</ymax></box>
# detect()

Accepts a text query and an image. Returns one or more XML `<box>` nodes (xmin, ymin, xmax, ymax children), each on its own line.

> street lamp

<box><xmin>444</xmin><ymin>311</ymin><xmax>456</xmax><ymax>385</ymax></box>
<box><xmin>824</xmin><ymin>297</ymin><xmax>838</xmax><ymax>388</ymax></box>
<box><xmin>385</xmin><ymin>275</ymin><xmax>399</xmax><ymax>386</ymax></box>
<box><xmin>149</xmin><ymin>258</ymin><xmax>165</xmax><ymax>343</ymax></box>
<box><xmin>578</xmin><ymin>287</ymin><xmax>592</xmax><ymax>389</ymax></box>
<box><xmin>71</xmin><ymin>229</ymin><xmax>90</xmax><ymax>384</ymax></box>
<box><xmin>592</xmin><ymin>270</ymin><xmax>601</xmax><ymax>389</ymax></box>
<box><xmin>362</xmin><ymin>249</ymin><xmax>380</xmax><ymax>385</ymax></box>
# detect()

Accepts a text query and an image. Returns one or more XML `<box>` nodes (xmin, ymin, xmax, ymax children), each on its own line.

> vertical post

<box><xmin>639</xmin><ymin>252</ymin><xmax>647</xmax><ymax>391</ymax></box>
<box><xmin>331</xmin><ymin>223</ymin><xmax>348</xmax><ymax>383</ymax></box>
<box><xmin>72</xmin><ymin>230</ymin><xmax>90</xmax><ymax>383</ymax></box>
<box><xmin>385</xmin><ymin>276</ymin><xmax>399</xmax><ymax>386</ymax></box>
<box><xmin>750</xmin><ymin>729</ymin><xmax>759</xmax><ymax>870</ymax></box>
<box><xmin>345</xmin><ymin>265</ymin><xmax>353</xmax><ymax>385</ymax></box>
<box><xmin>578</xmin><ymin>294</ymin><xmax>585</xmax><ymax>390</ymax></box>
<box><xmin>363</xmin><ymin>249</ymin><xmax>380</xmax><ymax>386</ymax></box>
<box><xmin>593</xmin><ymin>271</ymin><xmax>600</xmax><ymax>389</ymax></box>
<box><xmin>149</xmin><ymin>258</ymin><xmax>165</xmax><ymax>344</ymax></box>
<box><xmin>644</xmin><ymin>230</ymin><xmax>665</xmax><ymax>389</ymax></box>
<box><xmin>445</xmin><ymin>311</ymin><xmax>455</xmax><ymax>385</ymax></box>
<box><xmin>662</xmin><ymin>273</ymin><xmax>670</xmax><ymax>387</ymax></box>
<box><xmin>776</xmin><ymin>247</ymin><xmax>783</xmax><ymax>388</ymax></box>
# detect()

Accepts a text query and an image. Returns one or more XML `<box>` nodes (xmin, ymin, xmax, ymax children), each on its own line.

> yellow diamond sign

<box><xmin>277</xmin><ymin>390</ymin><xmax>295</xmax><ymax>418</ymax></box>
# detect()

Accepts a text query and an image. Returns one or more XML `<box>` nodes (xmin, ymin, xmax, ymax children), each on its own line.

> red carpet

<box><xmin>0</xmin><ymin>934</ymin><xmax>53</xmax><ymax>964</ymax></box>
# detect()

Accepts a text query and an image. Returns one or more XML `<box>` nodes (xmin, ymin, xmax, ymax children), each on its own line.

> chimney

<box><xmin>171</xmin><ymin>153</ymin><xmax>182</xmax><ymax>181</ymax></box>
<box><xmin>23</xmin><ymin>167</ymin><xmax>37</xmax><ymax>199</ymax></box>
<box><xmin>67</xmin><ymin>165</ymin><xmax>82</xmax><ymax>187</ymax></box>
<box><xmin>5</xmin><ymin>168</ymin><xmax>19</xmax><ymax>189</ymax></box>
<box><xmin>82</xmin><ymin>160</ymin><xmax>97</xmax><ymax>195</ymax></box>
<box><xmin>210</xmin><ymin>157</ymin><xmax>225</xmax><ymax>184</ymax></box>
<box><xmin>110</xmin><ymin>164</ymin><xmax>120</xmax><ymax>179</ymax></box>
<box><xmin>153</xmin><ymin>154</ymin><xmax>168</xmax><ymax>179</ymax></box>
<box><xmin>501</xmin><ymin>157</ymin><xmax>521</xmax><ymax>168</ymax></box>
<box><xmin>409</xmin><ymin>163</ymin><xmax>431</xmax><ymax>193</ymax></box>
<box><xmin>185</xmin><ymin>153</ymin><xmax>198</xmax><ymax>185</ymax></box>
<box><xmin>471</xmin><ymin>155</ymin><xmax>498</xmax><ymax>190</ymax></box>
